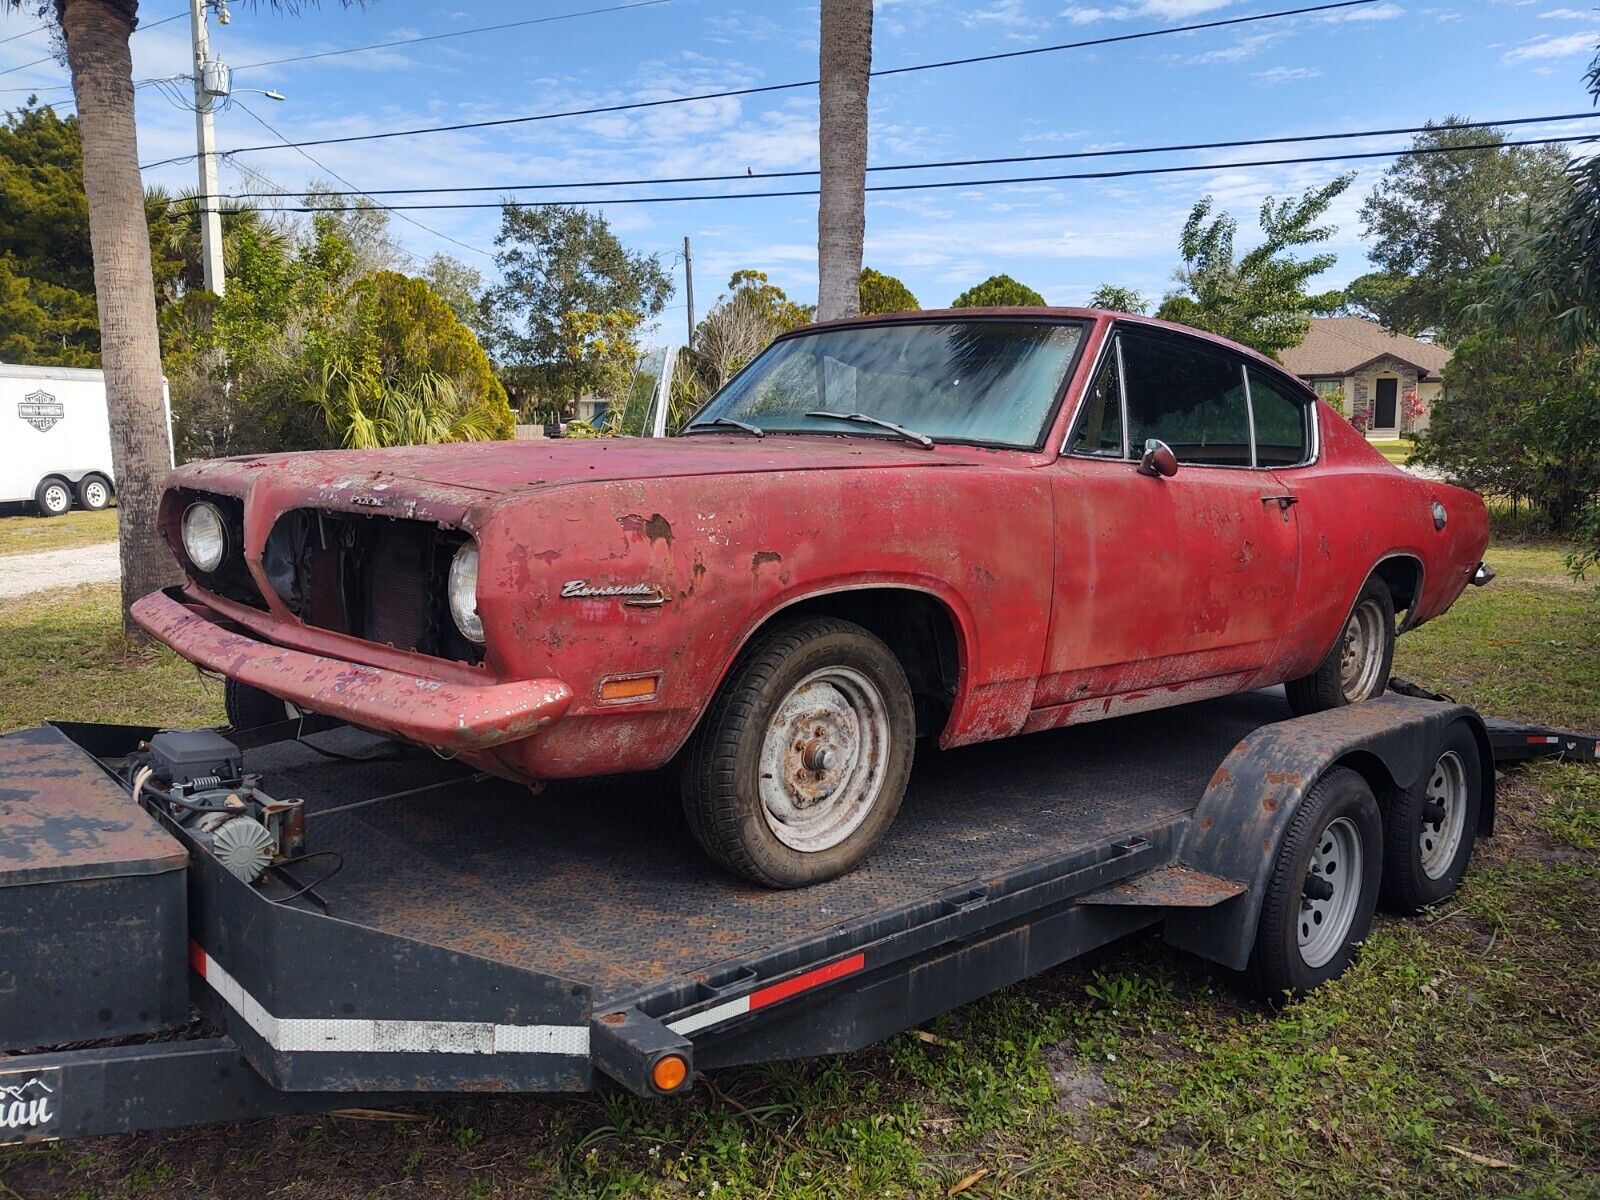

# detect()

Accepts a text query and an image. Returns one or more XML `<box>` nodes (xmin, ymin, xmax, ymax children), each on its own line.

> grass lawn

<box><xmin>1368</xmin><ymin>438</ymin><xmax>1414</xmax><ymax>465</ymax></box>
<box><xmin>0</xmin><ymin>507</ymin><xmax>119</xmax><ymax>558</ymax></box>
<box><xmin>1</xmin><ymin>545</ymin><xmax>1596</xmax><ymax>1200</ymax></box>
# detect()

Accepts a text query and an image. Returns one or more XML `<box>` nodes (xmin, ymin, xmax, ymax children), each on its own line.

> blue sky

<box><xmin>2</xmin><ymin>0</ymin><xmax>1597</xmax><ymax>346</ymax></box>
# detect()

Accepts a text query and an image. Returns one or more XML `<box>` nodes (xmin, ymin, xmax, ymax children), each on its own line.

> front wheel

<box><xmin>680</xmin><ymin>616</ymin><xmax>915</xmax><ymax>888</ymax></box>
<box><xmin>1244</xmin><ymin>766</ymin><xmax>1384</xmax><ymax>1000</ymax></box>
<box><xmin>1286</xmin><ymin>577</ymin><xmax>1396</xmax><ymax>715</ymax></box>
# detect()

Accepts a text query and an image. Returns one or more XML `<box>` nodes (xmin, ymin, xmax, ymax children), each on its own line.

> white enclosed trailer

<box><xmin>0</xmin><ymin>363</ymin><xmax>172</xmax><ymax>517</ymax></box>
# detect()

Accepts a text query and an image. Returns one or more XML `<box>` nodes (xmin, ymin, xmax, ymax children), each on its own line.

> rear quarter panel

<box><xmin>476</xmin><ymin>458</ymin><xmax>1055</xmax><ymax>779</ymax></box>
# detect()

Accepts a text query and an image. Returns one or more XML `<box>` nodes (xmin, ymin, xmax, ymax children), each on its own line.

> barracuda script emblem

<box><xmin>561</xmin><ymin>579</ymin><xmax>669</xmax><ymax>607</ymax></box>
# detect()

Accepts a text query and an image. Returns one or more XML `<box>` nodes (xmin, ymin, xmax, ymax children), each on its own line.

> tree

<box><xmin>858</xmin><ymin>266</ymin><xmax>917</xmax><ymax>314</ymax></box>
<box><xmin>483</xmin><ymin>204</ymin><xmax>671</xmax><ymax>411</ymax></box>
<box><xmin>420</xmin><ymin>252</ymin><xmax>491</xmax><ymax>344</ymax></box>
<box><xmin>817</xmin><ymin>0</ymin><xmax>871</xmax><ymax>321</ymax></box>
<box><xmin>951</xmin><ymin>274</ymin><xmax>1046</xmax><ymax>308</ymax></box>
<box><xmin>1087</xmin><ymin>283</ymin><xmax>1147</xmax><ymax>314</ymax></box>
<box><xmin>678</xmin><ymin>272</ymin><xmax>810</xmax><ymax>408</ymax></box>
<box><xmin>1350</xmin><ymin>120</ymin><xmax>1569</xmax><ymax>341</ymax></box>
<box><xmin>1157</xmin><ymin>175</ymin><xmax>1352</xmax><ymax>359</ymax></box>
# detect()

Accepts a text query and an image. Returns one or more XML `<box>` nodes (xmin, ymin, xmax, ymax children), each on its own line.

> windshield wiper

<box><xmin>804</xmin><ymin>410</ymin><xmax>934</xmax><ymax>449</ymax></box>
<box><xmin>686</xmin><ymin>415</ymin><xmax>764</xmax><ymax>438</ymax></box>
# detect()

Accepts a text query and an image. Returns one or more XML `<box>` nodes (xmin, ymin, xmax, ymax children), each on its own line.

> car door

<box><xmin>1034</xmin><ymin>326</ymin><xmax>1301</xmax><ymax>710</ymax></box>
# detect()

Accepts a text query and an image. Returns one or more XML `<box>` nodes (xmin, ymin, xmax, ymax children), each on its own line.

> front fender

<box><xmin>1164</xmin><ymin>694</ymin><xmax>1493</xmax><ymax>971</ymax></box>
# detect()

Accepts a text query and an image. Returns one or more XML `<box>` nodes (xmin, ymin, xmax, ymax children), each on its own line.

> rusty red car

<box><xmin>133</xmin><ymin>309</ymin><xmax>1491</xmax><ymax>887</ymax></box>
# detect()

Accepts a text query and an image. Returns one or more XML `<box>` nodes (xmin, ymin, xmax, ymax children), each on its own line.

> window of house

<box><xmin>1069</xmin><ymin>341</ymin><xmax>1125</xmax><ymax>457</ymax></box>
<box><xmin>1247</xmin><ymin>368</ymin><xmax>1311</xmax><ymax>466</ymax></box>
<box><xmin>1312</xmin><ymin>379</ymin><xmax>1344</xmax><ymax>401</ymax></box>
<box><xmin>1119</xmin><ymin>331</ymin><xmax>1252</xmax><ymax>467</ymax></box>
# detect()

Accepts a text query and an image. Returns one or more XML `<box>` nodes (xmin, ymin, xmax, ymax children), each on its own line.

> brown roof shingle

<box><xmin>1279</xmin><ymin>317</ymin><xmax>1452</xmax><ymax>380</ymax></box>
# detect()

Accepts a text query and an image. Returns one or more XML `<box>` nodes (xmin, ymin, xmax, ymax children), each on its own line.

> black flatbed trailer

<box><xmin>0</xmin><ymin>686</ymin><xmax>1592</xmax><ymax>1144</ymax></box>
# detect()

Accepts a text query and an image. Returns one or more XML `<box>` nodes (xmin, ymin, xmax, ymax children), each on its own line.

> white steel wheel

<box><xmin>78</xmin><ymin>475</ymin><xmax>111</xmax><ymax>510</ymax></box>
<box><xmin>1338</xmin><ymin>599</ymin><xmax>1389</xmax><ymax>703</ymax></box>
<box><xmin>1298</xmin><ymin>816</ymin><xmax>1365</xmax><ymax>969</ymax></box>
<box><xmin>1419</xmin><ymin>750</ymin><xmax>1468</xmax><ymax>880</ymax></box>
<box><xmin>35</xmin><ymin>477</ymin><xmax>71</xmax><ymax>517</ymax></box>
<box><xmin>757</xmin><ymin>666</ymin><xmax>891</xmax><ymax>854</ymax></box>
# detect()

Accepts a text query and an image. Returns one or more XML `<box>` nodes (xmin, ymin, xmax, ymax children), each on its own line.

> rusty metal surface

<box><xmin>0</xmin><ymin>726</ymin><xmax>186</xmax><ymax>886</ymax></box>
<box><xmin>1080</xmin><ymin>865</ymin><xmax>1246</xmax><ymax>908</ymax></box>
<box><xmin>142</xmin><ymin>309</ymin><xmax>1488</xmax><ymax>787</ymax></box>
<box><xmin>243</xmin><ymin>690</ymin><xmax>1289</xmax><ymax>1000</ymax></box>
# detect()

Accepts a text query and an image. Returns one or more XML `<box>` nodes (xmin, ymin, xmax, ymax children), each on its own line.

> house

<box><xmin>1278</xmin><ymin>317</ymin><xmax>1452</xmax><ymax>439</ymax></box>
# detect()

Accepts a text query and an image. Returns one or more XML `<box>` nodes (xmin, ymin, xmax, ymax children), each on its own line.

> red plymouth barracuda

<box><xmin>133</xmin><ymin>309</ymin><xmax>1491</xmax><ymax>887</ymax></box>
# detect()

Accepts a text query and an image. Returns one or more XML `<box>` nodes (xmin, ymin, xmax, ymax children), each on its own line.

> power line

<box><xmin>139</xmin><ymin>0</ymin><xmax>1381</xmax><ymax>168</ymax></box>
<box><xmin>230</xmin><ymin>0</ymin><xmax>671</xmax><ymax>72</ymax></box>
<box><xmin>0</xmin><ymin>12</ymin><xmax>195</xmax><ymax>91</ymax></box>
<box><xmin>160</xmin><ymin>133</ymin><xmax>1597</xmax><ymax>214</ymax></box>
<box><xmin>213</xmin><ymin>111</ymin><xmax>1600</xmax><ymax>201</ymax></box>
<box><xmin>0</xmin><ymin>23</ymin><xmax>48</xmax><ymax>45</ymax></box>
<box><xmin>230</xmin><ymin>97</ymin><xmax>494</xmax><ymax>259</ymax></box>
<box><xmin>0</xmin><ymin>55</ymin><xmax>52</xmax><ymax>77</ymax></box>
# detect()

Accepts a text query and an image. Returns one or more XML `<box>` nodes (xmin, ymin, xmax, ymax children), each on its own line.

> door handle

<box><xmin>1260</xmin><ymin>494</ymin><xmax>1298</xmax><ymax>511</ymax></box>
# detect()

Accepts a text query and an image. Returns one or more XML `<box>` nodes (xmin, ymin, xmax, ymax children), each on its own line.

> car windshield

<box><xmin>685</xmin><ymin>319</ymin><xmax>1086</xmax><ymax>448</ymax></box>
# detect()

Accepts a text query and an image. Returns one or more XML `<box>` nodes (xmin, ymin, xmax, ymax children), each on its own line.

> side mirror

<box><xmin>1137</xmin><ymin>439</ymin><xmax>1178</xmax><ymax>478</ymax></box>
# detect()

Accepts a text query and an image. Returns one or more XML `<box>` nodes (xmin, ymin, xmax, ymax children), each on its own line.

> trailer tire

<box><xmin>225</xmin><ymin>678</ymin><xmax>300</xmax><ymax>729</ymax></box>
<box><xmin>1286</xmin><ymin>577</ymin><xmax>1395</xmax><ymax>715</ymax></box>
<box><xmin>1380</xmin><ymin>721</ymin><xmax>1482</xmax><ymax>914</ymax></box>
<box><xmin>34</xmin><ymin>476</ymin><xmax>72</xmax><ymax>517</ymax></box>
<box><xmin>681</xmin><ymin>616</ymin><xmax>915</xmax><ymax>888</ymax></box>
<box><xmin>1244</xmin><ymin>766</ymin><xmax>1383</xmax><ymax>1000</ymax></box>
<box><xmin>76</xmin><ymin>473</ymin><xmax>113</xmax><ymax>511</ymax></box>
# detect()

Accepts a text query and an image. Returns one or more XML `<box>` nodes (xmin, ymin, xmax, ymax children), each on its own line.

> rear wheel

<box><xmin>1380</xmin><ymin>722</ymin><xmax>1483</xmax><ymax>913</ymax></box>
<box><xmin>680</xmin><ymin>616</ymin><xmax>915</xmax><ymax>888</ymax></box>
<box><xmin>224</xmin><ymin>678</ymin><xmax>300</xmax><ymax>729</ymax></box>
<box><xmin>34</xmin><ymin>476</ymin><xmax>72</xmax><ymax>518</ymax></box>
<box><xmin>76</xmin><ymin>473</ymin><xmax>112</xmax><ymax>511</ymax></box>
<box><xmin>1286</xmin><ymin>577</ymin><xmax>1395</xmax><ymax>715</ymax></box>
<box><xmin>1245</xmin><ymin>766</ymin><xmax>1383</xmax><ymax>1000</ymax></box>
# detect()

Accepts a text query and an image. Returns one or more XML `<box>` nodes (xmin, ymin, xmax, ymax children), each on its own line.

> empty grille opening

<box><xmin>265</xmin><ymin>510</ymin><xmax>483</xmax><ymax>665</ymax></box>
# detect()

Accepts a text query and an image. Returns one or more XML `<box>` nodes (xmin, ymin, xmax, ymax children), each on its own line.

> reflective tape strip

<box><xmin>191</xmin><ymin>943</ymin><xmax>589</xmax><ymax>1057</ymax></box>
<box><xmin>667</xmin><ymin>953</ymin><xmax>866</xmax><ymax>1036</ymax></box>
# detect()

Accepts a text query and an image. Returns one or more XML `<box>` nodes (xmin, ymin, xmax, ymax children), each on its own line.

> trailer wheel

<box><xmin>225</xmin><ymin>678</ymin><xmax>300</xmax><ymax>729</ymax></box>
<box><xmin>1245</xmin><ymin>766</ymin><xmax>1383</xmax><ymax>1000</ymax></box>
<box><xmin>681</xmin><ymin>616</ymin><xmax>915</xmax><ymax>888</ymax></box>
<box><xmin>1380</xmin><ymin>722</ymin><xmax>1482</xmax><ymax>914</ymax></box>
<box><xmin>76</xmin><ymin>473</ymin><xmax>113</xmax><ymax>511</ymax></box>
<box><xmin>34</xmin><ymin>476</ymin><xmax>72</xmax><ymax>517</ymax></box>
<box><xmin>1286</xmin><ymin>577</ymin><xmax>1395</xmax><ymax>715</ymax></box>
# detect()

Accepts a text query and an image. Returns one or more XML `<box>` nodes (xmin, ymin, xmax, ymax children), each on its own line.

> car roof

<box><xmin>793</xmin><ymin>307</ymin><xmax>1312</xmax><ymax>394</ymax></box>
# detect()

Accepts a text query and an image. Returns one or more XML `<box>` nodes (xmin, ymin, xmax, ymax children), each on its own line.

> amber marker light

<box><xmin>651</xmin><ymin>1053</ymin><xmax>689</xmax><ymax>1093</ymax></box>
<box><xmin>599</xmin><ymin>675</ymin><xmax>658</xmax><ymax>703</ymax></box>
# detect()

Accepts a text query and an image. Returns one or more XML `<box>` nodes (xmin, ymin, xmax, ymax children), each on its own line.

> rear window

<box><xmin>1248</xmin><ymin>369</ymin><xmax>1311</xmax><ymax>465</ymax></box>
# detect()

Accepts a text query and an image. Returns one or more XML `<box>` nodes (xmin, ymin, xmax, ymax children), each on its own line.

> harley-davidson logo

<box><xmin>561</xmin><ymin>579</ymin><xmax>668</xmax><ymax>607</ymax></box>
<box><xmin>18</xmin><ymin>390</ymin><xmax>64</xmax><ymax>433</ymax></box>
<box><xmin>0</xmin><ymin>1071</ymin><xmax>58</xmax><ymax>1139</ymax></box>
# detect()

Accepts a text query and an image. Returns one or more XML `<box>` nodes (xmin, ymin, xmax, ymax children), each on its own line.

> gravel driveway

<box><xmin>0</xmin><ymin>541</ymin><xmax>120</xmax><ymax>599</ymax></box>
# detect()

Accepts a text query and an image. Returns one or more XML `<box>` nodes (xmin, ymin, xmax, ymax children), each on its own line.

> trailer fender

<box><xmin>1164</xmin><ymin>695</ymin><xmax>1494</xmax><ymax>971</ymax></box>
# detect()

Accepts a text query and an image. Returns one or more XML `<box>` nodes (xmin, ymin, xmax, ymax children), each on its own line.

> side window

<box><xmin>1248</xmin><ymin>369</ymin><xmax>1311</xmax><ymax>466</ymax></box>
<box><xmin>1119</xmin><ymin>331</ymin><xmax>1252</xmax><ymax>467</ymax></box>
<box><xmin>1070</xmin><ymin>341</ymin><xmax>1125</xmax><ymax>457</ymax></box>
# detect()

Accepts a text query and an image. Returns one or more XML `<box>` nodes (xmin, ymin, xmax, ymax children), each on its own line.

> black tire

<box><xmin>33</xmin><ymin>476</ymin><xmax>72</xmax><ymax>518</ymax></box>
<box><xmin>1286</xmin><ymin>577</ymin><xmax>1396</xmax><ymax>716</ymax></box>
<box><xmin>224</xmin><ymin>677</ymin><xmax>298</xmax><ymax>729</ymax></box>
<box><xmin>1380</xmin><ymin>722</ymin><xmax>1483</xmax><ymax>914</ymax></box>
<box><xmin>1245</xmin><ymin>766</ymin><xmax>1384</xmax><ymax>1000</ymax></box>
<box><xmin>680</xmin><ymin>616</ymin><xmax>915</xmax><ymax>888</ymax></box>
<box><xmin>76</xmin><ymin>473</ymin><xmax>113</xmax><ymax>511</ymax></box>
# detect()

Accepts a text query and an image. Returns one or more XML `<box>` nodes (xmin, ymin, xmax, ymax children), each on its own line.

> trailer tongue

<box><xmin>0</xmin><ymin>689</ymin><xmax>1589</xmax><ymax>1144</ymax></box>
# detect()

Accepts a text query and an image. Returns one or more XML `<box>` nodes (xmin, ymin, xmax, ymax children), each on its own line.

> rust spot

<box><xmin>618</xmin><ymin>512</ymin><xmax>673</xmax><ymax>546</ymax></box>
<box><xmin>533</xmin><ymin>549</ymin><xmax>562</xmax><ymax>564</ymax></box>
<box><xmin>1235</xmin><ymin>540</ymin><xmax>1254</xmax><ymax>565</ymax></box>
<box><xmin>1264</xmin><ymin>769</ymin><xmax>1303</xmax><ymax>789</ymax></box>
<box><xmin>1199</xmin><ymin>815</ymin><xmax>1215</xmax><ymax>831</ymax></box>
<box><xmin>1263</xmin><ymin>795</ymin><xmax>1279</xmax><ymax>812</ymax></box>
<box><xmin>751</xmin><ymin>550</ymin><xmax>782</xmax><ymax>572</ymax></box>
<box><xmin>1318</xmin><ymin>533</ymin><xmax>1333</xmax><ymax>559</ymax></box>
<box><xmin>600</xmin><ymin>1011</ymin><xmax>627</xmax><ymax>1026</ymax></box>
<box><xmin>1208</xmin><ymin>767</ymin><xmax>1232</xmax><ymax>789</ymax></box>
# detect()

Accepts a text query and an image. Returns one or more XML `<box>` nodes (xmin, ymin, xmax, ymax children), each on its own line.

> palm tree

<box><xmin>816</xmin><ymin>0</ymin><xmax>871</xmax><ymax>322</ymax></box>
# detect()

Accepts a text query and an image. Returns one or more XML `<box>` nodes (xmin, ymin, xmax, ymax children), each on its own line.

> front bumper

<box><xmin>131</xmin><ymin>590</ymin><xmax>574</xmax><ymax>753</ymax></box>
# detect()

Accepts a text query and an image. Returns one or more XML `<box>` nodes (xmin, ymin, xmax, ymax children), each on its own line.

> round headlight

<box><xmin>181</xmin><ymin>501</ymin><xmax>228</xmax><ymax>573</ymax></box>
<box><xmin>447</xmin><ymin>542</ymin><xmax>484</xmax><ymax>644</ymax></box>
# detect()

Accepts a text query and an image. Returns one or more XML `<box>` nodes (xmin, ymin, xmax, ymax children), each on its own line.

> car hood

<box><xmin>185</xmin><ymin>433</ymin><xmax>985</xmax><ymax>499</ymax></box>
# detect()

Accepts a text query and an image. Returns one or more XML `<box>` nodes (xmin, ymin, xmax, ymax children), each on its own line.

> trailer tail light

<box><xmin>651</xmin><ymin>1054</ymin><xmax>689</xmax><ymax>1093</ymax></box>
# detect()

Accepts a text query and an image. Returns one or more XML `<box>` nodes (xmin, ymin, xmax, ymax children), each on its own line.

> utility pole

<box><xmin>190</xmin><ymin>0</ymin><xmax>226</xmax><ymax>296</ymax></box>
<box><xmin>682</xmin><ymin>235</ymin><xmax>694</xmax><ymax>345</ymax></box>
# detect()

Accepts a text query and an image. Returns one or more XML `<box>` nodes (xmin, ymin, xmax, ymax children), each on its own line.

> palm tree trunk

<box><xmin>60</xmin><ymin>0</ymin><xmax>179</xmax><ymax>633</ymax></box>
<box><xmin>816</xmin><ymin>0</ymin><xmax>871</xmax><ymax>322</ymax></box>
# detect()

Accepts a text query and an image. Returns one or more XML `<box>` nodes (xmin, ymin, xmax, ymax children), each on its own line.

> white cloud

<box><xmin>1540</xmin><ymin>7</ymin><xmax>1595</xmax><ymax>17</ymax></box>
<box><xmin>1255</xmin><ymin>65</ymin><xmax>1324</xmax><ymax>83</ymax></box>
<box><xmin>1060</xmin><ymin>0</ymin><xmax>1234</xmax><ymax>21</ymax></box>
<box><xmin>1318</xmin><ymin>2</ymin><xmax>1405</xmax><ymax>20</ymax></box>
<box><xmin>1501</xmin><ymin>30</ymin><xmax>1600</xmax><ymax>63</ymax></box>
